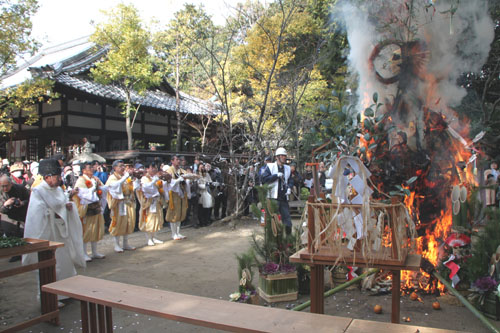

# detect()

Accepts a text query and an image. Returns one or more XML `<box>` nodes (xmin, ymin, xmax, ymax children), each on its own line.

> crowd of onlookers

<box><xmin>0</xmin><ymin>152</ymin><xmax>336</xmax><ymax>246</ymax></box>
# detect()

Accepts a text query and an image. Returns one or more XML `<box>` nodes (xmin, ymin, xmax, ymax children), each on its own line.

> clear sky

<box><xmin>31</xmin><ymin>0</ymin><xmax>232</xmax><ymax>47</ymax></box>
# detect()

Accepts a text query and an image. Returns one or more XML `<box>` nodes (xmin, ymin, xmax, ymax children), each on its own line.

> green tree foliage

<box><xmin>0</xmin><ymin>78</ymin><xmax>54</xmax><ymax>133</ymax></box>
<box><xmin>230</xmin><ymin>0</ymin><xmax>331</xmax><ymax>150</ymax></box>
<box><xmin>154</xmin><ymin>4</ymin><xmax>215</xmax><ymax>151</ymax></box>
<box><xmin>0</xmin><ymin>0</ymin><xmax>39</xmax><ymax>77</ymax></box>
<box><xmin>90</xmin><ymin>4</ymin><xmax>161</xmax><ymax>150</ymax></box>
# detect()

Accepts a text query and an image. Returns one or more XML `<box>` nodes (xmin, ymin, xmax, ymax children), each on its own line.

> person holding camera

<box><xmin>0</xmin><ymin>174</ymin><xmax>31</xmax><ymax>261</ymax></box>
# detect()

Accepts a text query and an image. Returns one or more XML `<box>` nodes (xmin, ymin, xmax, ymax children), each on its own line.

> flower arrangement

<box><xmin>260</xmin><ymin>262</ymin><xmax>296</xmax><ymax>276</ymax></box>
<box><xmin>473</xmin><ymin>276</ymin><xmax>498</xmax><ymax>293</ymax></box>
<box><xmin>230</xmin><ymin>250</ymin><xmax>258</xmax><ymax>304</ymax></box>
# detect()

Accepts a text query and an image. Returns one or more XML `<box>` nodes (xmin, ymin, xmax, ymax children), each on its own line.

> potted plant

<box><xmin>249</xmin><ymin>185</ymin><xmax>298</xmax><ymax>303</ymax></box>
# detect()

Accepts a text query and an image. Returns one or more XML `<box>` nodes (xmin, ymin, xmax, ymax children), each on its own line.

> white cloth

<box><xmin>266</xmin><ymin>162</ymin><xmax>291</xmax><ymax>199</ymax></box>
<box><xmin>169</xmin><ymin>176</ymin><xmax>185</xmax><ymax>197</ymax></box>
<box><xmin>23</xmin><ymin>181</ymin><xmax>86</xmax><ymax>280</ymax></box>
<box><xmin>198</xmin><ymin>174</ymin><xmax>213</xmax><ymax>208</ymax></box>
<box><xmin>107</xmin><ymin>175</ymin><xmax>128</xmax><ymax>200</ymax></box>
<box><xmin>141</xmin><ymin>178</ymin><xmax>160</xmax><ymax>199</ymax></box>
<box><xmin>162</xmin><ymin>180</ymin><xmax>171</xmax><ymax>202</ymax></box>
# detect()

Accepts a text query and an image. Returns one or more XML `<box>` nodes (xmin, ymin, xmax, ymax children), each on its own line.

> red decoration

<box><xmin>445</xmin><ymin>233</ymin><xmax>471</xmax><ymax>248</ymax></box>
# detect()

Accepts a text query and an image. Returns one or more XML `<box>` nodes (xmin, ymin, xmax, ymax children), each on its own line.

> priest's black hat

<box><xmin>39</xmin><ymin>159</ymin><xmax>61</xmax><ymax>176</ymax></box>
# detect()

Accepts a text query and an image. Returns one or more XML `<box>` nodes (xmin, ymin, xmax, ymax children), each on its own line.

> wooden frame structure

<box><xmin>0</xmin><ymin>238</ymin><xmax>63</xmax><ymax>332</ymax></box>
<box><xmin>290</xmin><ymin>162</ymin><xmax>421</xmax><ymax>323</ymax></box>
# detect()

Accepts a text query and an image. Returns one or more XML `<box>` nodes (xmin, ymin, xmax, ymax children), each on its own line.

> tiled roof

<box><xmin>55</xmin><ymin>73</ymin><xmax>216</xmax><ymax>115</ymax></box>
<box><xmin>2</xmin><ymin>38</ymin><xmax>217</xmax><ymax>116</ymax></box>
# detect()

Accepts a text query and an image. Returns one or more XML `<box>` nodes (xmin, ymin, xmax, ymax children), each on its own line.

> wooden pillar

<box><xmin>391</xmin><ymin>270</ymin><xmax>401</xmax><ymax>323</ymax></box>
<box><xmin>307</xmin><ymin>195</ymin><xmax>315</xmax><ymax>253</ymax></box>
<box><xmin>61</xmin><ymin>97</ymin><xmax>68</xmax><ymax>148</ymax></box>
<box><xmin>166</xmin><ymin>114</ymin><xmax>172</xmax><ymax>151</ymax></box>
<box><xmin>141</xmin><ymin>111</ymin><xmax>146</xmax><ymax>149</ymax></box>
<box><xmin>310</xmin><ymin>264</ymin><xmax>324</xmax><ymax>314</ymax></box>
<box><xmin>100</xmin><ymin>103</ymin><xmax>107</xmax><ymax>151</ymax></box>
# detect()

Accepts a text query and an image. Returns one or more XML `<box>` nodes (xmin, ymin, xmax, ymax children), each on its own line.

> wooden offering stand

<box><xmin>291</xmin><ymin>162</ymin><xmax>421</xmax><ymax>323</ymax></box>
<box><xmin>0</xmin><ymin>238</ymin><xmax>64</xmax><ymax>332</ymax></box>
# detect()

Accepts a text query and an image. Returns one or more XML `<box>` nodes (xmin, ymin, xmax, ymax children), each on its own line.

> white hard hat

<box><xmin>275</xmin><ymin>147</ymin><xmax>287</xmax><ymax>156</ymax></box>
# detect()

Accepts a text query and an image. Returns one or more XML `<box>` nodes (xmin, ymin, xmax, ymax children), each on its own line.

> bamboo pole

<box><xmin>432</xmin><ymin>271</ymin><xmax>500</xmax><ymax>333</ymax></box>
<box><xmin>291</xmin><ymin>268</ymin><xmax>379</xmax><ymax>312</ymax></box>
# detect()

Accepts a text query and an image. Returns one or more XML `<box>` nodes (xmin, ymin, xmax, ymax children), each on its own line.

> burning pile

<box><xmin>335</xmin><ymin>0</ymin><xmax>495</xmax><ymax>292</ymax></box>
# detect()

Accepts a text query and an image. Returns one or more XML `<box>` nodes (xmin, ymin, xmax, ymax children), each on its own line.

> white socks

<box><xmin>122</xmin><ymin>235</ymin><xmax>136</xmax><ymax>250</ymax></box>
<box><xmin>146</xmin><ymin>233</ymin><xmax>155</xmax><ymax>246</ymax></box>
<box><xmin>176</xmin><ymin>223</ymin><xmax>186</xmax><ymax>239</ymax></box>
<box><xmin>152</xmin><ymin>232</ymin><xmax>163</xmax><ymax>244</ymax></box>
<box><xmin>83</xmin><ymin>243</ymin><xmax>92</xmax><ymax>262</ymax></box>
<box><xmin>171</xmin><ymin>222</ymin><xmax>186</xmax><ymax>240</ymax></box>
<box><xmin>113</xmin><ymin>236</ymin><xmax>124</xmax><ymax>253</ymax></box>
<box><xmin>91</xmin><ymin>242</ymin><xmax>105</xmax><ymax>259</ymax></box>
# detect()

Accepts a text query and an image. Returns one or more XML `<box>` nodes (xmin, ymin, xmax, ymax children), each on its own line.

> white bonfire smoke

<box><xmin>336</xmin><ymin>0</ymin><xmax>494</xmax><ymax>121</ymax></box>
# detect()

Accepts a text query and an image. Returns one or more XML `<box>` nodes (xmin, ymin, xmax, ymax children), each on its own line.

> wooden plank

<box><xmin>0</xmin><ymin>240</ymin><xmax>64</xmax><ymax>259</ymax></box>
<box><xmin>300</xmin><ymin>247</ymin><xmax>407</xmax><ymax>266</ymax></box>
<box><xmin>0</xmin><ymin>258</ymin><xmax>56</xmax><ymax>279</ymax></box>
<box><xmin>0</xmin><ymin>310</ymin><xmax>59</xmax><ymax>333</ymax></box>
<box><xmin>89</xmin><ymin>302</ymin><xmax>97</xmax><ymax>333</ymax></box>
<box><xmin>105</xmin><ymin>306</ymin><xmax>113</xmax><ymax>333</ymax></box>
<box><xmin>345</xmin><ymin>319</ymin><xmax>467</xmax><ymax>333</ymax></box>
<box><xmin>43</xmin><ymin>275</ymin><xmax>352</xmax><ymax>333</ymax></box>
<box><xmin>81</xmin><ymin>301</ymin><xmax>89</xmax><ymax>333</ymax></box>
<box><xmin>98</xmin><ymin>304</ymin><xmax>105</xmax><ymax>332</ymax></box>
<box><xmin>290</xmin><ymin>248</ymin><xmax>421</xmax><ymax>271</ymax></box>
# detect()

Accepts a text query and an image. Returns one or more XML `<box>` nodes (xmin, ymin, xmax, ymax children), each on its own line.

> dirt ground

<box><xmin>1</xmin><ymin>217</ymin><xmax>500</xmax><ymax>333</ymax></box>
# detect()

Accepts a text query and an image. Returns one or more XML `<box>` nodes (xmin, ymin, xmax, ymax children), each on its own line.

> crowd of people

<box><xmin>0</xmin><ymin>149</ymin><xmax>337</xmax><ymax>253</ymax></box>
<box><xmin>0</xmin><ymin>147</ymin><xmax>304</xmax><ymax>298</ymax></box>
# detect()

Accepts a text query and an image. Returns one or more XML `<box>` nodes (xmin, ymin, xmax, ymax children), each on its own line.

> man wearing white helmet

<box><xmin>261</xmin><ymin>147</ymin><xmax>294</xmax><ymax>234</ymax></box>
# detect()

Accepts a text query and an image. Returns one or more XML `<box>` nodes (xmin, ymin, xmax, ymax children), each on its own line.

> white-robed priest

<box><xmin>23</xmin><ymin>158</ymin><xmax>86</xmax><ymax>282</ymax></box>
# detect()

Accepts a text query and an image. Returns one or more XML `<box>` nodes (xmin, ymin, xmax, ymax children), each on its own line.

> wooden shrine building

<box><xmin>0</xmin><ymin>38</ymin><xmax>217</xmax><ymax>161</ymax></box>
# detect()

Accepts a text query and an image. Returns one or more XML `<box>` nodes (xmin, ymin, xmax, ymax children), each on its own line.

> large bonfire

<box><xmin>337</xmin><ymin>0</ymin><xmax>495</xmax><ymax>292</ymax></box>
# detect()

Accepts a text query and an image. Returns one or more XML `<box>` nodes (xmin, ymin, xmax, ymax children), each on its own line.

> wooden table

<box><xmin>0</xmin><ymin>238</ymin><xmax>64</xmax><ymax>332</ymax></box>
<box><xmin>290</xmin><ymin>248</ymin><xmax>422</xmax><ymax>324</ymax></box>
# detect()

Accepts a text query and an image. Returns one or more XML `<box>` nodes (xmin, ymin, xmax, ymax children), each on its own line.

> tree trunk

<box><xmin>175</xmin><ymin>37</ymin><xmax>182</xmax><ymax>152</ymax></box>
<box><xmin>125</xmin><ymin>92</ymin><xmax>133</xmax><ymax>150</ymax></box>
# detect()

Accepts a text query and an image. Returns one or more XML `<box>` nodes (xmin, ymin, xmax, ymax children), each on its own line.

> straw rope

<box><xmin>303</xmin><ymin>156</ymin><xmax>416</xmax><ymax>266</ymax></box>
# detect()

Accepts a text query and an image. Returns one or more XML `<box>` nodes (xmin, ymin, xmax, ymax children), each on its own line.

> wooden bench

<box><xmin>41</xmin><ymin>275</ymin><xmax>463</xmax><ymax>333</ymax></box>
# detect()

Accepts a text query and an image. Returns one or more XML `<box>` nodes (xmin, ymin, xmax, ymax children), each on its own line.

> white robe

<box><xmin>23</xmin><ymin>180</ymin><xmax>86</xmax><ymax>281</ymax></box>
